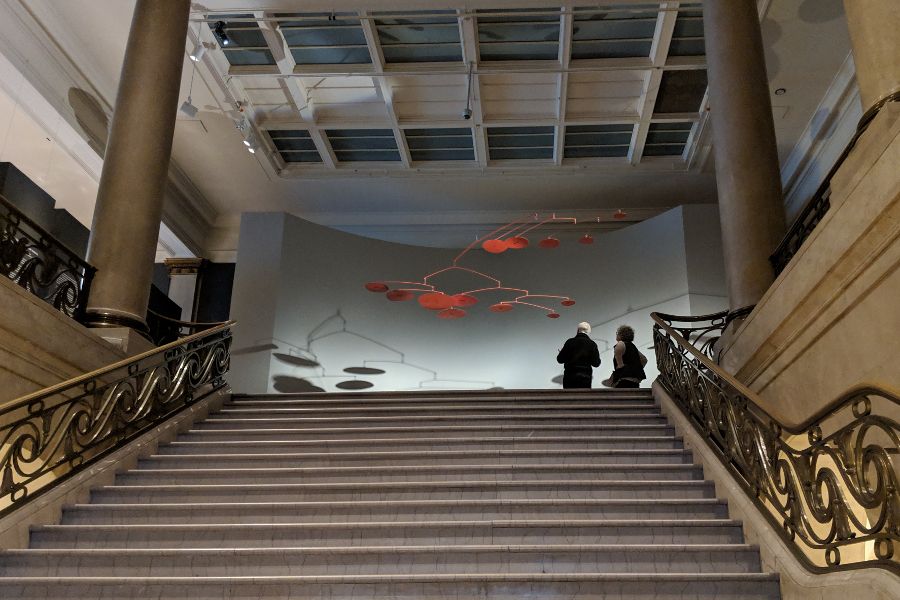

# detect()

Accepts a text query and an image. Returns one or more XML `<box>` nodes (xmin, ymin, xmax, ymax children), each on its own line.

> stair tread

<box><xmin>70</xmin><ymin>498</ymin><xmax>726</xmax><ymax>509</ymax></box>
<box><xmin>125</xmin><ymin>464</ymin><xmax>699</xmax><ymax>475</ymax></box>
<box><xmin>98</xmin><ymin>479</ymin><xmax>711</xmax><ymax>490</ymax></box>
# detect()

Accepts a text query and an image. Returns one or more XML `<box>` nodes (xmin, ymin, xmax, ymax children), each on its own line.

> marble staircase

<box><xmin>0</xmin><ymin>389</ymin><xmax>781</xmax><ymax>598</ymax></box>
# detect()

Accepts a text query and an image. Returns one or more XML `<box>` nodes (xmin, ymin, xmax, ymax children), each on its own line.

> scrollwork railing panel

<box><xmin>0</xmin><ymin>323</ymin><xmax>232</xmax><ymax>517</ymax></box>
<box><xmin>652</xmin><ymin>312</ymin><xmax>900</xmax><ymax>574</ymax></box>
<box><xmin>0</xmin><ymin>194</ymin><xmax>95</xmax><ymax>321</ymax></box>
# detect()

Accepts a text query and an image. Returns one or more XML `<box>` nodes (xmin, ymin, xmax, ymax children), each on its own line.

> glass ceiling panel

<box><xmin>375</xmin><ymin>11</ymin><xmax>462</xmax><ymax>63</ymax></box>
<box><xmin>669</xmin><ymin>4</ymin><xmax>705</xmax><ymax>57</ymax></box>
<box><xmin>643</xmin><ymin>122</ymin><xmax>693</xmax><ymax>156</ymax></box>
<box><xmin>276</xmin><ymin>13</ymin><xmax>371</xmax><ymax>65</ymax></box>
<box><xmin>488</xmin><ymin>126</ymin><xmax>554</xmax><ymax>160</ymax></box>
<box><xmin>210</xmin><ymin>14</ymin><xmax>276</xmax><ymax>66</ymax></box>
<box><xmin>564</xmin><ymin>123</ymin><xmax>633</xmax><ymax>158</ymax></box>
<box><xmin>326</xmin><ymin>129</ymin><xmax>400</xmax><ymax>162</ymax></box>
<box><xmin>267</xmin><ymin>130</ymin><xmax>323</xmax><ymax>163</ymax></box>
<box><xmin>477</xmin><ymin>8</ymin><xmax>561</xmax><ymax>62</ymax></box>
<box><xmin>571</xmin><ymin>5</ymin><xmax>659</xmax><ymax>60</ymax></box>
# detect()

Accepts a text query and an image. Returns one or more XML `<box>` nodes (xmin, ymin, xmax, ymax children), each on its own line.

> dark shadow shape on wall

<box><xmin>551</xmin><ymin>375</ymin><xmax>564</xmax><ymax>385</ymax></box>
<box><xmin>231</xmin><ymin>343</ymin><xmax>278</xmax><ymax>357</ymax></box>
<box><xmin>68</xmin><ymin>88</ymin><xmax>109</xmax><ymax>156</ymax></box>
<box><xmin>343</xmin><ymin>366</ymin><xmax>386</xmax><ymax>375</ymax></box>
<box><xmin>273</xmin><ymin>352</ymin><xmax>320</xmax><ymax>367</ymax></box>
<box><xmin>273</xmin><ymin>376</ymin><xmax>325</xmax><ymax>393</ymax></box>
<box><xmin>336</xmin><ymin>380</ymin><xmax>374</xmax><ymax>390</ymax></box>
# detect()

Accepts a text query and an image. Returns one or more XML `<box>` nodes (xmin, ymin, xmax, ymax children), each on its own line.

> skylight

<box><xmin>405</xmin><ymin>128</ymin><xmax>475</xmax><ymax>162</ymax></box>
<box><xmin>669</xmin><ymin>4</ymin><xmax>705</xmax><ymax>57</ymax></box>
<box><xmin>211</xmin><ymin>14</ymin><xmax>276</xmax><ymax>66</ymax></box>
<box><xmin>326</xmin><ymin>129</ymin><xmax>400</xmax><ymax>162</ymax></box>
<box><xmin>564</xmin><ymin>124</ymin><xmax>634</xmax><ymax>158</ymax></box>
<box><xmin>488</xmin><ymin>126</ymin><xmax>555</xmax><ymax>160</ymax></box>
<box><xmin>643</xmin><ymin>122</ymin><xmax>694</xmax><ymax>156</ymax></box>
<box><xmin>267</xmin><ymin>130</ymin><xmax>323</xmax><ymax>164</ymax></box>
<box><xmin>654</xmin><ymin>69</ymin><xmax>708</xmax><ymax>113</ymax></box>
<box><xmin>571</xmin><ymin>5</ymin><xmax>660</xmax><ymax>60</ymax></box>
<box><xmin>477</xmin><ymin>8</ymin><xmax>561</xmax><ymax>61</ymax></box>
<box><xmin>375</xmin><ymin>12</ymin><xmax>463</xmax><ymax>63</ymax></box>
<box><xmin>276</xmin><ymin>13</ymin><xmax>372</xmax><ymax>65</ymax></box>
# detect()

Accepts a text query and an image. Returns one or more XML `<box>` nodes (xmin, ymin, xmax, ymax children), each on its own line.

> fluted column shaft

<box><xmin>85</xmin><ymin>0</ymin><xmax>190</xmax><ymax>333</ymax></box>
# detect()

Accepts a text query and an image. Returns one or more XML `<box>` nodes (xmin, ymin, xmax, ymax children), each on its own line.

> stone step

<box><xmin>200</xmin><ymin>414</ymin><xmax>668</xmax><ymax>428</ymax></box>
<box><xmin>115</xmin><ymin>464</ymin><xmax>703</xmax><ymax>486</ymax></box>
<box><xmin>61</xmin><ymin>498</ymin><xmax>729</xmax><ymax>525</ymax></box>
<box><xmin>181</xmin><ymin>424</ymin><xmax>675</xmax><ymax>441</ymax></box>
<box><xmin>0</xmin><ymin>572</ymin><xmax>782</xmax><ymax>600</ymax></box>
<box><xmin>0</xmin><ymin>544</ymin><xmax>761</xmax><ymax>576</ymax></box>
<box><xmin>90</xmin><ymin>480</ymin><xmax>716</xmax><ymax>503</ymax></box>
<box><xmin>215</xmin><ymin>402</ymin><xmax>660</xmax><ymax>419</ymax></box>
<box><xmin>228</xmin><ymin>390</ymin><xmax>653</xmax><ymax>408</ymax></box>
<box><xmin>139</xmin><ymin>448</ymin><xmax>696</xmax><ymax>469</ymax></box>
<box><xmin>155</xmin><ymin>435</ymin><xmax>684</xmax><ymax>454</ymax></box>
<box><xmin>29</xmin><ymin>519</ymin><xmax>745</xmax><ymax>549</ymax></box>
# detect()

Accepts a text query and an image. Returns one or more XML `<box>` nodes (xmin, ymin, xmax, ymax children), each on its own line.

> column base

<box><xmin>89</xmin><ymin>327</ymin><xmax>156</xmax><ymax>356</ymax></box>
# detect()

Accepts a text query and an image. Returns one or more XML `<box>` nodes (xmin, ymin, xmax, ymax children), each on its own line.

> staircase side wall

<box><xmin>718</xmin><ymin>104</ymin><xmax>900</xmax><ymax>428</ymax></box>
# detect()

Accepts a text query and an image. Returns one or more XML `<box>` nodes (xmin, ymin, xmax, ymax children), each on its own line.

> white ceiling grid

<box><xmin>196</xmin><ymin>2</ymin><xmax>709</xmax><ymax>176</ymax></box>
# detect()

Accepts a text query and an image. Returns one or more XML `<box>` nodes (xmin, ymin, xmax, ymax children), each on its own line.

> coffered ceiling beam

<box><xmin>459</xmin><ymin>10</ymin><xmax>488</xmax><ymax>168</ymax></box>
<box><xmin>360</xmin><ymin>13</ymin><xmax>412</xmax><ymax>168</ymax></box>
<box><xmin>628</xmin><ymin>1</ymin><xmax>679</xmax><ymax>165</ymax></box>
<box><xmin>255</xmin><ymin>11</ymin><xmax>336</xmax><ymax>169</ymax></box>
<box><xmin>554</xmin><ymin>9</ymin><xmax>573</xmax><ymax>166</ymax></box>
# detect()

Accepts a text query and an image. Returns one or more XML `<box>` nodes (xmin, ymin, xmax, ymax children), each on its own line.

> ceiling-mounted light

<box><xmin>179</xmin><ymin>96</ymin><xmax>198</xmax><ymax>118</ymax></box>
<box><xmin>189</xmin><ymin>41</ymin><xmax>206</xmax><ymax>62</ymax></box>
<box><xmin>214</xmin><ymin>21</ymin><xmax>230</xmax><ymax>46</ymax></box>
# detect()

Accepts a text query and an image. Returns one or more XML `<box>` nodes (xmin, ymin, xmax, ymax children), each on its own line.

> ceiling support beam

<box><xmin>459</xmin><ymin>11</ymin><xmax>487</xmax><ymax>168</ymax></box>
<box><xmin>628</xmin><ymin>1</ymin><xmax>679</xmax><ymax>165</ymax></box>
<box><xmin>554</xmin><ymin>9</ymin><xmax>573</xmax><ymax>165</ymax></box>
<box><xmin>257</xmin><ymin>11</ymin><xmax>336</xmax><ymax>169</ymax></box>
<box><xmin>361</xmin><ymin>14</ymin><xmax>412</xmax><ymax>168</ymax></box>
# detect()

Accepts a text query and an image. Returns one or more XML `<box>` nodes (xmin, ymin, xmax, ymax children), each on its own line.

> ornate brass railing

<box><xmin>0</xmin><ymin>322</ymin><xmax>233</xmax><ymax>517</ymax></box>
<box><xmin>652</xmin><ymin>310</ymin><xmax>900</xmax><ymax>574</ymax></box>
<box><xmin>0</xmin><ymin>193</ymin><xmax>95</xmax><ymax>321</ymax></box>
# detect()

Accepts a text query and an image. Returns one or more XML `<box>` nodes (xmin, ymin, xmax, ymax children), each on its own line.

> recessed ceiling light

<box><xmin>774</xmin><ymin>88</ymin><xmax>787</xmax><ymax>96</ymax></box>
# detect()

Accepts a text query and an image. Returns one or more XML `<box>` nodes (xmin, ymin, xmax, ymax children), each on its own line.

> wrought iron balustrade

<box><xmin>652</xmin><ymin>310</ymin><xmax>900</xmax><ymax>574</ymax></box>
<box><xmin>0</xmin><ymin>322</ymin><xmax>233</xmax><ymax>517</ymax></box>
<box><xmin>0</xmin><ymin>193</ymin><xmax>95</xmax><ymax>321</ymax></box>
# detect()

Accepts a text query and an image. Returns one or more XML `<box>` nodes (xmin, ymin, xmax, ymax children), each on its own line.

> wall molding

<box><xmin>780</xmin><ymin>52</ymin><xmax>862</xmax><ymax>220</ymax></box>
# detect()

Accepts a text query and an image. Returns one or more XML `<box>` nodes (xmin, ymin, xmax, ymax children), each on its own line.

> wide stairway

<box><xmin>0</xmin><ymin>389</ymin><xmax>780</xmax><ymax>598</ymax></box>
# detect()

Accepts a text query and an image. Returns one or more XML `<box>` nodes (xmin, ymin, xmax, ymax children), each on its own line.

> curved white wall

<box><xmin>228</xmin><ymin>205</ymin><xmax>727</xmax><ymax>393</ymax></box>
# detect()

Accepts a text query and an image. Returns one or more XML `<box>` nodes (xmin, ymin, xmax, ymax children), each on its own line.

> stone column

<box><xmin>84</xmin><ymin>0</ymin><xmax>191</xmax><ymax>334</ymax></box>
<box><xmin>843</xmin><ymin>0</ymin><xmax>900</xmax><ymax>114</ymax></box>
<box><xmin>703</xmin><ymin>0</ymin><xmax>786</xmax><ymax>310</ymax></box>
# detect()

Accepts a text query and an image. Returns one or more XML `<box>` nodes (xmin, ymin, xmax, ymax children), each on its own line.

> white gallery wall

<box><xmin>228</xmin><ymin>205</ymin><xmax>728</xmax><ymax>393</ymax></box>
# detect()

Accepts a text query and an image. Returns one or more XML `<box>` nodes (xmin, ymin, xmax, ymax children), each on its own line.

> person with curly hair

<box><xmin>609</xmin><ymin>324</ymin><xmax>647</xmax><ymax>389</ymax></box>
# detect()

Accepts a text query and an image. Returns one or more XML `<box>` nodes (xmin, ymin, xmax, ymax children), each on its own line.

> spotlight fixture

<box><xmin>189</xmin><ymin>41</ymin><xmax>206</xmax><ymax>62</ymax></box>
<box><xmin>179</xmin><ymin>96</ymin><xmax>198</xmax><ymax>118</ymax></box>
<box><xmin>214</xmin><ymin>21</ymin><xmax>230</xmax><ymax>47</ymax></box>
<box><xmin>774</xmin><ymin>87</ymin><xmax>787</xmax><ymax>96</ymax></box>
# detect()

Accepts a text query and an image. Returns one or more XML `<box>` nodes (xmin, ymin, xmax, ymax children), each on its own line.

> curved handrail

<box><xmin>0</xmin><ymin>322</ymin><xmax>234</xmax><ymax>516</ymax></box>
<box><xmin>651</xmin><ymin>310</ymin><xmax>900</xmax><ymax>574</ymax></box>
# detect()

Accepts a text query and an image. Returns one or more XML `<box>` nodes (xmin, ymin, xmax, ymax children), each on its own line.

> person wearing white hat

<box><xmin>556</xmin><ymin>322</ymin><xmax>601</xmax><ymax>389</ymax></box>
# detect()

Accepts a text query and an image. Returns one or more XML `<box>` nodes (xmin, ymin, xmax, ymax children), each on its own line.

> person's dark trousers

<box><xmin>563</xmin><ymin>374</ymin><xmax>592</xmax><ymax>389</ymax></box>
<box><xmin>614</xmin><ymin>380</ymin><xmax>640</xmax><ymax>389</ymax></box>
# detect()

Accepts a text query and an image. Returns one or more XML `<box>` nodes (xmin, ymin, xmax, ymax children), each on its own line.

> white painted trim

<box><xmin>780</xmin><ymin>53</ymin><xmax>862</xmax><ymax>220</ymax></box>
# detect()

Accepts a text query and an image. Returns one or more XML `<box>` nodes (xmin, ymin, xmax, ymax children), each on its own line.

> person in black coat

<box><xmin>556</xmin><ymin>322</ymin><xmax>601</xmax><ymax>389</ymax></box>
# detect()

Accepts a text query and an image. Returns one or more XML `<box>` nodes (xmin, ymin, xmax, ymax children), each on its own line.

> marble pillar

<box><xmin>703</xmin><ymin>0</ymin><xmax>786</xmax><ymax>310</ymax></box>
<box><xmin>84</xmin><ymin>0</ymin><xmax>191</xmax><ymax>334</ymax></box>
<box><xmin>842</xmin><ymin>0</ymin><xmax>900</xmax><ymax>114</ymax></box>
